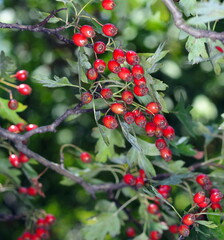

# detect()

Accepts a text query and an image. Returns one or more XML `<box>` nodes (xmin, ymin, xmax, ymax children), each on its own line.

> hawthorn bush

<box><xmin>0</xmin><ymin>0</ymin><xmax>224</xmax><ymax>239</ymax></box>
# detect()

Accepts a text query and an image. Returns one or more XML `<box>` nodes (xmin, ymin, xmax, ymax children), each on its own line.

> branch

<box><xmin>162</xmin><ymin>0</ymin><xmax>224</xmax><ymax>41</ymax></box>
<box><xmin>0</xmin><ymin>214</ymin><xmax>25</xmax><ymax>222</ymax></box>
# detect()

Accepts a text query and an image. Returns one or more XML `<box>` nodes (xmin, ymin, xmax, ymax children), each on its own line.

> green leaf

<box><xmin>137</xmin><ymin>152</ymin><xmax>156</xmax><ymax>177</ymax></box>
<box><xmin>157</xmin><ymin>173</ymin><xmax>196</xmax><ymax>185</ymax></box>
<box><xmin>171</xmin><ymin>137</ymin><xmax>197</xmax><ymax>157</ymax></box>
<box><xmin>0</xmin><ymin>97</ymin><xmax>27</xmax><ymax>124</ymax></box>
<box><xmin>179</xmin><ymin>0</ymin><xmax>197</xmax><ymax>17</ymax></box>
<box><xmin>196</xmin><ymin>220</ymin><xmax>218</xmax><ymax>229</ymax></box>
<box><xmin>22</xmin><ymin>163</ymin><xmax>38</xmax><ymax>179</ymax></box>
<box><xmin>219</xmin><ymin>113</ymin><xmax>224</xmax><ymax>130</ymax></box>
<box><xmin>207</xmin><ymin>209</ymin><xmax>221</xmax><ymax>225</ymax></box>
<box><xmin>95</xmin><ymin>200</ymin><xmax>117</xmax><ymax>213</ymax></box>
<box><xmin>33</xmin><ymin>74</ymin><xmax>74</xmax><ymax>88</ymax></box>
<box><xmin>0</xmin><ymin>51</ymin><xmax>16</xmax><ymax>77</ymax></box>
<box><xmin>133</xmin><ymin>233</ymin><xmax>148</xmax><ymax>240</ymax></box>
<box><xmin>36</xmin><ymin>11</ymin><xmax>62</xmax><ymax>23</ymax></box>
<box><xmin>153</xmin><ymin>159</ymin><xmax>188</xmax><ymax>174</ymax></box>
<box><xmin>82</xmin><ymin>213</ymin><xmax>121</xmax><ymax>240</ymax></box>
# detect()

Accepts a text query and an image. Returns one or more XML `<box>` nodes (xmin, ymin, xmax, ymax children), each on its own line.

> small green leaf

<box><xmin>22</xmin><ymin>163</ymin><xmax>38</xmax><ymax>179</ymax></box>
<box><xmin>157</xmin><ymin>173</ymin><xmax>196</xmax><ymax>185</ymax></box>
<box><xmin>0</xmin><ymin>51</ymin><xmax>17</xmax><ymax>77</ymax></box>
<box><xmin>137</xmin><ymin>152</ymin><xmax>156</xmax><ymax>176</ymax></box>
<box><xmin>196</xmin><ymin>220</ymin><xmax>218</xmax><ymax>229</ymax></box>
<box><xmin>133</xmin><ymin>233</ymin><xmax>148</xmax><ymax>240</ymax></box>
<box><xmin>36</xmin><ymin>11</ymin><xmax>62</xmax><ymax>23</ymax></box>
<box><xmin>179</xmin><ymin>0</ymin><xmax>197</xmax><ymax>17</ymax></box>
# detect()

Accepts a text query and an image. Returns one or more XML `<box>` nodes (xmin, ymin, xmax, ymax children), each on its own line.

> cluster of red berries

<box><xmin>18</xmin><ymin>186</ymin><xmax>38</xmax><ymax>196</ymax></box>
<box><xmin>7</xmin><ymin>122</ymin><xmax>38</xmax><ymax>134</ymax></box>
<box><xmin>17</xmin><ymin>214</ymin><xmax>56</xmax><ymax>240</ymax></box>
<box><xmin>157</xmin><ymin>184</ymin><xmax>172</xmax><ymax>199</ymax></box>
<box><xmin>123</xmin><ymin>169</ymin><xmax>146</xmax><ymax>188</ymax></box>
<box><xmin>9</xmin><ymin>152</ymin><xmax>29</xmax><ymax>168</ymax></box>
<box><xmin>80</xmin><ymin>152</ymin><xmax>92</xmax><ymax>163</ymax></box>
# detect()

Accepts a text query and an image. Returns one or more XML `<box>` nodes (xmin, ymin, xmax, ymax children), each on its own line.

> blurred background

<box><xmin>0</xmin><ymin>0</ymin><xmax>223</xmax><ymax>239</ymax></box>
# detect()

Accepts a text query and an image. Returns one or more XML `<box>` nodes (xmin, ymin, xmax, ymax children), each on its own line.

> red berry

<box><xmin>155</xmin><ymin>126</ymin><xmax>163</xmax><ymax>138</ymax></box>
<box><xmin>160</xmin><ymin>147</ymin><xmax>172</xmax><ymax>161</ymax></box>
<box><xmin>135</xmin><ymin>115</ymin><xmax>147</xmax><ymax>128</ymax></box>
<box><xmin>196</xmin><ymin>174</ymin><xmax>210</xmax><ymax>186</ymax></box>
<box><xmin>16</xmin><ymin>123</ymin><xmax>26</xmax><ymax>132</ymax></box>
<box><xmin>80</xmin><ymin>25</ymin><xmax>95</xmax><ymax>38</ymax></box>
<box><xmin>36</xmin><ymin>218</ymin><xmax>46</xmax><ymax>227</ymax></box>
<box><xmin>121</xmin><ymin>90</ymin><xmax>134</xmax><ymax>104</ymax></box>
<box><xmin>17</xmin><ymin>84</ymin><xmax>32</xmax><ymax>95</ymax></box>
<box><xmin>110</xmin><ymin>103</ymin><xmax>125</xmax><ymax>114</ymax></box>
<box><xmin>159</xmin><ymin>185</ymin><xmax>171</xmax><ymax>192</ymax></box>
<box><xmin>147</xmin><ymin>203</ymin><xmax>159</xmax><ymax>215</ymax></box>
<box><xmin>133</xmin><ymin>85</ymin><xmax>149</xmax><ymax>96</ymax></box>
<box><xmin>72</xmin><ymin>33</ymin><xmax>88</xmax><ymax>47</ymax></box>
<box><xmin>211</xmin><ymin>203</ymin><xmax>222</xmax><ymax>210</ymax></box>
<box><xmin>155</xmin><ymin>138</ymin><xmax>167</xmax><ymax>150</ymax></box>
<box><xmin>210</xmin><ymin>191</ymin><xmax>223</xmax><ymax>203</ymax></box>
<box><xmin>108</xmin><ymin>59</ymin><xmax>121</xmax><ymax>73</ymax></box>
<box><xmin>178</xmin><ymin>225</ymin><xmax>190</xmax><ymax>237</ymax></box>
<box><xmin>135</xmin><ymin>176</ymin><xmax>144</xmax><ymax>188</ymax></box>
<box><xmin>93</xmin><ymin>59</ymin><xmax>106</xmax><ymax>73</ymax></box>
<box><xmin>102</xmin><ymin>23</ymin><xmax>118</xmax><ymax>37</ymax></box>
<box><xmin>17</xmin><ymin>237</ymin><xmax>23</xmax><ymax>240</ymax></box>
<box><xmin>86</xmin><ymin>68</ymin><xmax>98</xmax><ymax>80</ymax></box>
<box><xmin>145</xmin><ymin>122</ymin><xmax>156</xmax><ymax>137</ymax></box>
<box><xmin>9</xmin><ymin>154</ymin><xmax>21</xmax><ymax>168</ymax></box>
<box><xmin>163</xmin><ymin>126</ymin><xmax>175</xmax><ymax>140</ymax></box>
<box><xmin>132</xmin><ymin>65</ymin><xmax>144</xmax><ymax>79</ymax></box>
<box><xmin>101</xmin><ymin>88</ymin><xmax>113</xmax><ymax>99</ymax></box>
<box><xmin>197</xmin><ymin>197</ymin><xmax>210</xmax><ymax>208</ymax></box>
<box><xmin>81</xmin><ymin>92</ymin><xmax>93</xmax><ymax>104</ymax></box>
<box><xmin>8</xmin><ymin>99</ymin><xmax>18</xmax><ymax>110</ymax></box>
<box><xmin>8</xmin><ymin>125</ymin><xmax>20</xmax><ymax>133</ymax></box>
<box><xmin>102</xmin><ymin>115</ymin><xmax>118</xmax><ymax>129</ymax></box>
<box><xmin>153</xmin><ymin>114</ymin><xmax>167</xmax><ymax>129</ymax></box>
<box><xmin>215</xmin><ymin>46</ymin><xmax>224</xmax><ymax>53</ymax></box>
<box><xmin>25</xmin><ymin>124</ymin><xmax>38</xmax><ymax>131</ymax></box>
<box><xmin>118</xmin><ymin>67</ymin><xmax>133</xmax><ymax>82</ymax></box>
<box><xmin>30</xmin><ymin>234</ymin><xmax>41</xmax><ymax>240</ymax></box>
<box><xmin>132</xmin><ymin>109</ymin><xmax>142</xmax><ymax>117</ymax></box>
<box><xmin>113</xmin><ymin>49</ymin><xmax>126</xmax><ymax>64</ymax></box>
<box><xmin>19</xmin><ymin>152</ymin><xmax>29</xmax><ymax>163</ymax></box>
<box><xmin>93</xmin><ymin>41</ymin><xmax>106</xmax><ymax>54</ymax></box>
<box><xmin>45</xmin><ymin>214</ymin><xmax>56</xmax><ymax>225</ymax></box>
<box><xmin>193</xmin><ymin>191</ymin><xmax>206</xmax><ymax>204</ymax></box>
<box><xmin>35</xmin><ymin>228</ymin><xmax>49</xmax><ymax>239</ymax></box>
<box><xmin>182</xmin><ymin>214</ymin><xmax>195</xmax><ymax>226</ymax></box>
<box><xmin>126</xmin><ymin>50</ymin><xmax>140</xmax><ymax>65</ymax></box>
<box><xmin>18</xmin><ymin>187</ymin><xmax>27</xmax><ymax>194</ymax></box>
<box><xmin>169</xmin><ymin>225</ymin><xmax>179</xmax><ymax>234</ymax></box>
<box><xmin>202</xmin><ymin>182</ymin><xmax>213</xmax><ymax>191</ymax></box>
<box><xmin>149</xmin><ymin>230</ymin><xmax>162</xmax><ymax>240</ymax></box>
<box><xmin>139</xmin><ymin>169</ymin><xmax>146</xmax><ymax>179</ymax></box>
<box><xmin>146</xmin><ymin>102</ymin><xmax>161</xmax><ymax>115</ymax></box>
<box><xmin>134</xmin><ymin>76</ymin><xmax>146</xmax><ymax>87</ymax></box>
<box><xmin>158</xmin><ymin>188</ymin><xmax>169</xmax><ymax>199</ymax></box>
<box><xmin>102</xmin><ymin>0</ymin><xmax>116</xmax><ymax>10</ymax></box>
<box><xmin>126</xmin><ymin>227</ymin><xmax>136</xmax><ymax>237</ymax></box>
<box><xmin>27</xmin><ymin>186</ymin><xmax>38</xmax><ymax>196</ymax></box>
<box><xmin>80</xmin><ymin>152</ymin><xmax>92</xmax><ymax>163</ymax></box>
<box><xmin>15</xmin><ymin>70</ymin><xmax>28</xmax><ymax>81</ymax></box>
<box><xmin>123</xmin><ymin>173</ymin><xmax>136</xmax><ymax>185</ymax></box>
<box><xmin>124</xmin><ymin>112</ymin><xmax>135</xmax><ymax>124</ymax></box>
<box><xmin>210</xmin><ymin>188</ymin><xmax>220</xmax><ymax>196</ymax></box>
<box><xmin>22</xmin><ymin>232</ymin><xmax>32</xmax><ymax>240</ymax></box>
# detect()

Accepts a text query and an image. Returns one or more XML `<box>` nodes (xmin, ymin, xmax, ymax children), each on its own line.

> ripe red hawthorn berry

<box><xmin>160</xmin><ymin>147</ymin><xmax>172</xmax><ymax>162</ymax></box>
<box><xmin>196</xmin><ymin>174</ymin><xmax>210</xmax><ymax>186</ymax></box>
<box><xmin>72</xmin><ymin>33</ymin><xmax>88</xmax><ymax>47</ymax></box>
<box><xmin>155</xmin><ymin>127</ymin><xmax>163</xmax><ymax>138</ymax></box>
<box><xmin>133</xmin><ymin>85</ymin><xmax>149</xmax><ymax>96</ymax></box>
<box><xmin>45</xmin><ymin>214</ymin><xmax>56</xmax><ymax>225</ymax></box>
<box><xmin>123</xmin><ymin>173</ymin><xmax>136</xmax><ymax>185</ymax></box>
<box><xmin>159</xmin><ymin>185</ymin><xmax>171</xmax><ymax>192</ymax></box>
<box><xmin>102</xmin><ymin>23</ymin><xmax>118</xmax><ymax>37</ymax></box>
<box><xmin>19</xmin><ymin>152</ymin><xmax>29</xmax><ymax>163</ymax></box>
<box><xmin>102</xmin><ymin>115</ymin><xmax>118</xmax><ymax>129</ymax></box>
<box><xmin>126</xmin><ymin>50</ymin><xmax>140</xmax><ymax>65</ymax></box>
<box><xmin>17</xmin><ymin>84</ymin><xmax>32</xmax><ymax>95</ymax></box>
<box><xmin>193</xmin><ymin>191</ymin><xmax>206</xmax><ymax>204</ymax></box>
<box><xmin>178</xmin><ymin>225</ymin><xmax>190</xmax><ymax>237</ymax></box>
<box><xmin>18</xmin><ymin>187</ymin><xmax>28</xmax><ymax>194</ymax></box>
<box><xmin>80</xmin><ymin>152</ymin><xmax>92</xmax><ymax>163</ymax></box>
<box><xmin>197</xmin><ymin>197</ymin><xmax>210</xmax><ymax>208</ymax></box>
<box><xmin>155</xmin><ymin>138</ymin><xmax>167</xmax><ymax>150</ymax></box>
<box><xmin>139</xmin><ymin>169</ymin><xmax>146</xmax><ymax>179</ymax></box>
<box><xmin>153</xmin><ymin>114</ymin><xmax>167</xmax><ymax>129</ymax></box>
<box><xmin>27</xmin><ymin>186</ymin><xmax>38</xmax><ymax>196</ymax></box>
<box><xmin>80</xmin><ymin>25</ymin><xmax>96</xmax><ymax>38</ymax></box>
<box><xmin>132</xmin><ymin>109</ymin><xmax>142</xmax><ymax>117</ymax></box>
<box><xmin>157</xmin><ymin>188</ymin><xmax>169</xmax><ymax>199</ymax></box>
<box><xmin>102</xmin><ymin>0</ymin><xmax>116</xmax><ymax>10</ymax></box>
<box><xmin>118</xmin><ymin>67</ymin><xmax>133</xmax><ymax>82</ymax></box>
<box><xmin>211</xmin><ymin>203</ymin><xmax>222</xmax><ymax>211</ymax></box>
<box><xmin>8</xmin><ymin>124</ymin><xmax>20</xmax><ymax>133</ymax></box>
<box><xmin>210</xmin><ymin>188</ymin><xmax>220</xmax><ymax>196</ymax></box>
<box><xmin>162</xmin><ymin>126</ymin><xmax>175</xmax><ymax>140</ymax></box>
<box><xmin>147</xmin><ymin>203</ymin><xmax>160</xmax><ymax>215</ymax></box>
<box><xmin>210</xmin><ymin>191</ymin><xmax>223</xmax><ymax>203</ymax></box>
<box><xmin>22</xmin><ymin>232</ymin><xmax>32</xmax><ymax>240</ymax></box>
<box><xmin>182</xmin><ymin>214</ymin><xmax>195</xmax><ymax>226</ymax></box>
<box><xmin>86</xmin><ymin>68</ymin><xmax>98</xmax><ymax>80</ymax></box>
<box><xmin>149</xmin><ymin>230</ymin><xmax>162</xmax><ymax>240</ymax></box>
<box><xmin>25</xmin><ymin>124</ymin><xmax>38</xmax><ymax>131</ymax></box>
<box><xmin>93</xmin><ymin>59</ymin><xmax>106</xmax><ymax>73</ymax></box>
<box><xmin>134</xmin><ymin>76</ymin><xmax>146</xmax><ymax>87</ymax></box>
<box><xmin>8</xmin><ymin>99</ymin><xmax>18</xmax><ymax>110</ymax></box>
<box><xmin>93</xmin><ymin>41</ymin><xmax>106</xmax><ymax>54</ymax></box>
<box><xmin>100</xmin><ymin>88</ymin><xmax>113</xmax><ymax>99</ymax></box>
<box><xmin>108</xmin><ymin>59</ymin><xmax>121</xmax><ymax>73</ymax></box>
<box><xmin>16</xmin><ymin>122</ymin><xmax>26</xmax><ymax>132</ymax></box>
<box><xmin>35</xmin><ymin>228</ymin><xmax>49</xmax><ymax>239</ymax></box>
<box><xmin>81</xmin><ymin>92</ymin><xmax>93</xmax><ymax>104</ymax></box>
<box><xmin>113</xmin><ymin>49</ymin><xmax>126</xmax><ymax>64</ymax></box>
<box><xmin>124</xmin><ymin>112</ymin><xmax>135</xmax><ymax>124</ymax></box>
<box><xmin>145</xmin><ymin>121</ymin><xmax>156</xmax><ymax>137</ymax></box>
<box><xmin>17</xmin><ymin>237</ymin><xmax>23</xmax><ymax>240</ymax></box>
<box><xmin>110</xmin><ymin>103</ymin><xmax>125</xmax><ymax>114</ymax></box>
<box><xmin>202</xmin><ymin>182</ymin><xmax>213</xmax><ymax>191</ymax></box>
<box><xmin>9</xmin><ymin>154</ymin><xmax>20</xmax><ymax>168</ymax></box>
<box><xmin>169</xmin><ymin>225</ymin><xmax>179</xmax><ymax>234</ymax></box>
<box><xmin>15</xmin><ymin>70</ymin><xmax>28</xmax><ymax>81</ymax></box>
<box><xmin>36</xmin><ymin>218</ymin><xmax>46</xmax><ymax>227</ymax></box>
<box><xmin>135</xmin><ymin>176</ymin><xmax>145</xmax><ymax>188</ymax></box>
<box><xmin>135</xmin><ymin>115</ymin><xmax>147</xmax><ymax>128</ymax></box>
<box><xmin>215</xmin><ymin>46</ymin><xmax>224</xmax><ymax>53</ymax></box>
<box><xmin>121</xmin><ymin>90</ymin><xmax>134</xmax><ymax>104</ymax></box>
<box><xmin>30</xmin><ymin>234</ymin><xmax>41</xmax><ymax>240</ymax></box>
<box><xmin>146</xmin><ymin>102</ymin><xmax>161</xmax><ymax>115</ymax></box>
<box><xmin>132</xmin><ymin>65</ymin><xmax>144</xmax><ymax>79</ymax></box>
<box><xmin>126</xmin><ymin>227</ymin><xmax>136</xmax><ymax>237</ymax></box>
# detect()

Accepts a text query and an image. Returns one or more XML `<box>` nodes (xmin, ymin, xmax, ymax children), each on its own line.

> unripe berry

<box><xmin>102</xmin><ymin>115</ymin><xmax>118</xmax><ymax>129</ymax></box>
<box><xmin>86</xmin><ymin>68</ymin><xmax>98</xmax><ymax>80</ymax></box>
<box><xmin>134</xmin><ymin>76</ymin><xmax>146</xmax><ymax>87</ymax></box>
<box><xmin>153</xmin><ymin>114</ymin><xmax>167</xmax><ymax>129</ymax></box>
<box><xmin>81</xmin><ymin>92</ymin><xmax>93</xmax><ymax>104</ymax></box>
<box><xmin>124</xmin><ymin>112</ymin><xmax>135</xmax><ymax>124</ymax></box>
<box><xmin>93</xmin><ymin>41</ymin><xmax>106</xmax><ymax>54</ymax></box>
<box><xmin>110</xmin><ymin>103</ymin><xmax>125</xmax><ymax>114</ymax></box>
<box><xmin>121</xmin><ymin>90</ymin><xmax>134</xmax><ymax>104</ymax></box>
<box><xmin>9</xmin><ymin>154</ymin><xmax>21</xmax><ymax>168</ymax></box>
<box><xmin>160</xmin><ymin>147</ymin><xmax>172</xmax><ymax>161</ymax></box>
<box><xmin>133</xmin><ymin>85</ymin><xmax>149</xmax><ymax>96</ymax></box>
<box><xmin>146</xmin><ymin>102</ymin><xmax>161</xmax><ymax>115</ymax></box>
<box><xmin>102</xmin><ymin>0</ymin><xmax>116</xmax><ymax>10</ymax></box>
<box><xmin>102</xmin><ymin>23</ymin><xmax>118</xmax><ymax>37</ymax></box>
<box><xmin>147</xmin><ymin>203</ymin><xmax>159</xmax><ymax>215</ymax></box>
<box><xmin>126</xmin><ymin>50</ymin><xmax>140</xmax><ymax>65</ymax></box>
<box><xmin>182</xmin><ymin>214</ymin><xmax>195</xmax><ymax>226</ymax></box>
<box><xmin>8</xmin><ymin>125</ymin><xmax>20</xmax><ymax>133</ymax></box>
<box><xmin>155</xmin><ymin>138</ymin><xmax>167</xmax><ymax>150</ymax></box>
<box><xmin>193</xmin><ymin>191</ymin><xmax>206</xmax><ymax>204</ymax></box>
<box><xmin>118</xmin><ymin>67</ymin><xmax>133</xmax><ymax>82</ymax></box>
<box><xmin>25</xmin><ymin>124</ymin><xmax>38</xmax><ymax>131</ymax></box>
<box><xmin>132</xmin><ymin>65</ymin><xmax>144</xmax><ymax>79</ymax></box>
<box><xmin>17</xmin><ymin>84</ymin><xmax>32</xmax><ymax>95</ymax></box>
<box><xmin>93</xmin><ymin>59</ymin><xmax>106</xmax><ymax>73</ymax></box>
<box><xmin>123</xmin><ymin>173</ymin><xmax>136</xmax><ymax>185</ymax></box>
<box><xmin>108</xmin><ymin>59</ymin><xmax>121</xmax><ymax>73</ymax></box>
<box><xmin>178</xmin><ymin>225</ymin><xmax>190</xmax><ymax>237</ymax></box>
<box><xmin>19</xmin><ymin>152</ymin><xmax>29</xmax><ymax>163</ymax></box>
<box><xmin>45</xmin><ymin>214</ymin><xmax>56</xmax><ymax>225</ymax></box>
<box><xmin>126</xmin><ymin>227</ymin><xmax>136</xmax><ymax>237</ymax></box>
<box><xmin>145</xmin><ymin>122</ymin><xmax>156</xmax><ymax>137</ymax></box>
<box><xmin>162</xmin><ymin>126</ymin><xmax>175</xmax><ymax>140</ymax></box>
<box><xmin>15</xmin><ymin>70</ymin><xmax>28</xmax><ymax>81</ymax></box>
<box><xmin>72</xmin><ymin>33</ymin><xmax>88</xmax><ymax>47</ymax></box>
<box><xmin>197</xmin><ymin>197</ymin><xmax>210</xmax><ymax>208</ymax></box>
<box><xmin>8</xmin><ymin>99</ymin><xmax>18</xmax><ymax>110</ymax></box>
<box><xmin>149</xmin><ymin>231</ymin><xmax>162</xmax><ymax>240</ymax></box>
<box><xmin>27</xmin><ymin>187</ymin><xmax>38</xmax><ymax>196</ymax></box>
<box><xmin>135</xmin><ymin>176</ymin><xmax>144</xmax><ymax>188</ymax></box>
<box><xmin>80</xmin><ymin>25</ymin><xmax>95</xmax><ymax>38</ymax></box>
<box><xmin>80</xmin><ymin>152</ymin><xmax>92</xmax><ymax>163</ymax></box>
<box><xmin>196</xmin><ymin>174</ymin><xmax>210</xmax><ymax>186</ymax></box>
<box><xmin>135</xmin><ymin>115</ymin><xmax>147</xmax><ymax>128</ymax></box>
<box><xmin>113</xmin><ymin>49</ymin><xmax>126</xmax><ymax>64</ymax></box>
<box><xmin>101</xmin><ymin>88</ymin><xmax>113</xmax><ymax>99</ymax></box>
<box><xmin>169</xmin><ymin>225</ymin><xmax>179</xmax><ymax>234</ymax></box>
<box><xmin>210</xmin><ymin>191</ymin><xmax>223</xmax><ymax>203</ymax></box>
